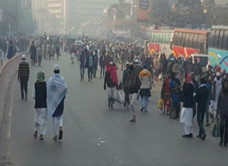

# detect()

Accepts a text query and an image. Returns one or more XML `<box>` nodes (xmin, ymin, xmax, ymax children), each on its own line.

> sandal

<box><xmin>58</xmin><ymin>130</ymin><xmax>63</xmax><ymax>140</ymax></box>
<box><xmin>34</xmin><ymin>131</ymin><xmax>38</xmax><ymax>138</ymax></box>
<box><xmin>53</xmin><ymin>135</ymin><xmax>58</xmax><ymax>141</ymax></box>
<box><xmin>40</xmin><ymin>134</ymin><xmax>44</xmax><ymax>141</ymax></box>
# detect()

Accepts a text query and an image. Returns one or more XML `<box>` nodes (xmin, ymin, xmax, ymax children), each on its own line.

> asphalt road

<box><xmin>7</xmin><ymin>51</ymin><xmax>228</xmax><ymax>166</ymax></box>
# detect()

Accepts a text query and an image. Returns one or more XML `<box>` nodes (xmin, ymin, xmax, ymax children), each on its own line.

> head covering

<box><xmin>21</xmin><ymin>55</ymin><xmax>26</xmax><ymax>60</ymax></box>
<box><xmin>54</xmin><ymin>64</ymin><xmax>60</xmax><ymax>71</ymax></box>
<box><xmin>216</xmin><ymin>72</ymin><xmax>221</xmax><ymax>77</ymax></box>
<box><xmin>37</xmin><ymin>71</ymin><xmax>45</xmax><ymax>82</ymax></box>
<box><xmin>186</xmin><ymin>74</ymin><xmax>193</xmax><ymax>84</ymax></box>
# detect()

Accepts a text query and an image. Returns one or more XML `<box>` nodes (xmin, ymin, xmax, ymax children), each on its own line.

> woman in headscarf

<box><xmin>180</xmin><ymin>74</ymin><xmax>194</xmax><ymax>138</ymax></box>
<box><xmin>104</xmin><ymin>62</ymin><xmax>118</xmax><ymax>109</ymax></box>
<box><xmin>32</xmin><ymin>71</ymin><xmax>47</xmax><ymax>141</ymax></box>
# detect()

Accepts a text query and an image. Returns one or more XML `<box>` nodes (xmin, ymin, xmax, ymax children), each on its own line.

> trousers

<box><xmin>20</xmin><ymin>76</ymin><xmax>28</xmax><ymax>99</ymax></box>
<box><xmin>53</xmin><ymin>115</ymin><xmax>63</xmax><ymax>136</ymax></box>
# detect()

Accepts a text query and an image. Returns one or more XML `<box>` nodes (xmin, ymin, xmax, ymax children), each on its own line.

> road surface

<box><xmin>3</xmin><ymin>51</ymin><xmax>228</xmax><ymax>166</ymax></box>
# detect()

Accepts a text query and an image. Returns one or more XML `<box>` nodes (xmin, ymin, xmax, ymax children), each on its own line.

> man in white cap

<box><xmin>18</xmin><ymin>55</ymin><xmax>29</xmax><ymax>100</ymax></box>
<box><xmin>47</xmin><ymin>64</ymin><xmax>68</xmax><ymax>141</ymax></box>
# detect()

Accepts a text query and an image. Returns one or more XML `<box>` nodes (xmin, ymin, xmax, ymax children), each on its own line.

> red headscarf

<box><xmin>186</xmin><ymin>74</ymin><xmax>193</xmax><ymax>85</ymax></box>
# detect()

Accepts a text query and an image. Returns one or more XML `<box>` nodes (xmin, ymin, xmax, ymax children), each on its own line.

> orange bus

<box><xmin>172</xmin><ymin>29</ymin><xmax>210</xmax><ymax>58</ymax></box>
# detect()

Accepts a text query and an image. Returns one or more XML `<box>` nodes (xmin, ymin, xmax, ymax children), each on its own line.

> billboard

<box><xmin>137</xmin><ymin>0</ymin><xmax>152</xmax><ymax>21</ymax></box>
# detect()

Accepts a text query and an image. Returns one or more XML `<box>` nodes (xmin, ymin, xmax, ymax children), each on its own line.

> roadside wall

<box><xmin>0</xmin><ymin>54</ymin><xmax>22</xmax><ymax>125</ymax></box>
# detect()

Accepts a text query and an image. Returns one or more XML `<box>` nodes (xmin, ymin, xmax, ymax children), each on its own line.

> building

<box><xmin>47</xmin><ymin>0</ymin><xmax>66</xmax><ymax>32</ymax></box>
<box><xmin>65</xmin><ymin>0</ymin><xmax>118</xmax><ymax>33</ymax></box>
<box><xmin>32</xmin><ymin>0</ymin><xmax>48</xmax><ymax>19</ymax></box>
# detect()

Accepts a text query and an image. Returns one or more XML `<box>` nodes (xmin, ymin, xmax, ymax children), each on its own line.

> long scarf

<box><xmin>47</xmin><ymin>74</ymin><xmax>68</xmax><ymax>117</ymax></box>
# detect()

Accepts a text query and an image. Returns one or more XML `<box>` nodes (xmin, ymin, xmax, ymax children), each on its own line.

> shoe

<box><xmin>224</xmin><ymin>143</ymin><xmax>227</xmax><ymax>147</ymax></box>
<box><xmin>201</xmin><ymin>134</ymin><xmax>207</xmax><ymax>140</ymax></box>
<box><xmin>140</xmin><ymin>108</ymin><xmax>144</xmax><ymax>112</ymax></box>
<box><xmin>25</xmin><ymin>96</ymin><xmax>27</xmax><ymax>101</ymax></box>
<box><xmin>144</xmin><ymin>110</ymin><xmax>148</xmax><ymax>112</ymax></box>
<box><xmin>130</xmin><ymin>115</ymin><xmax>136</xmax><ymax>123</ymax></box>
<box><xmin>53</xmin><ymin>135</ymin><xmax>58</xmax><ymax>141</ymax></box>
<box><xmin>40</xmin><ymin>134</ymin><xmax>44</xmax><ymax>141</ymax></box>
<box><xmin>58</xmin><ymin>130</ymin><xmax>63</xmax><ymax>140</ymax></box>
<box><xmin>182</xmin><ymin>134</ymin><xmax>193</xmax><ymax>138</ymax></box>
<box><xmin>196</xmin><ymin>135</ymin><xmax>202</xmax><ymax>139</ymax></box>
<box><xmin>34</xmin><ymin>131</ymin><xmax>38</xmax><ymax>138</ymax></box>
<box><xmin>219</xmin><ymin>141</ymin><xmax>223</xmax><ymax>146</ymax></box>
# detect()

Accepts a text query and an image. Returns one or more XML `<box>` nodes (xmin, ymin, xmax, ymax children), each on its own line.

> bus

<box><xmin>148</xmin><ymin>30</ymin><xmax>173</xmax><ymax>56</ymax></box>
<box><xmin>208</xmin><ymin>26</ymin><xmax>228</xmax><ymax>71</ymax></box>
<box><xmin>172</xmin><ymin>29</ymin><xmax>210</xmax><ymax>58</ymax></box>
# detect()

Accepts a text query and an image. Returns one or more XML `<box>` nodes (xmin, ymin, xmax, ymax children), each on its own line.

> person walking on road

<box><xmin>128</xmin><ymin>65</ymin><xmax>141</xmax><ymax>123</ymax></box>
<box><xmin>18</xmin><ymin>55</ymin><xmax>29</xmax><ymax>101</ymax></box>
<box><xmin>123</xmin><ymin>62</ymin><xmax>130</xmax><ymax>108</ymax></box>
<box><xmin>180</xmin><ymin>74</ymin><xmax>194</xmax><ymax>138</ymax></box>
<box><xmin>104</xmin><ymin>62</ymin><xmax>118</xmax><ymax>109</ymax></box>
<box><xmin>99</xmin><ymin>53</ymin><xmax>107</xmax><ymax>79</ymax></box>
<box><xmin>86</xmin><ymin>51</ymin><xmax>94</xmax><ymax>82</ymax></box>
<box><xmin>195</xmin><ymin>77</ymin><xmax>208</xmax><ymax>140</ymax></box>
<box><xmin>7</xmin><ymin>41</ymin><xmax>16</xmax><ymax>60</ymax></box>
<box><xmin>212</xmin><ymin>72</ymin><xmax>222</xmax><ymax>118</ymax></box>
<box><xmin>217</xmin><ymin>78</ymin><xmax>228</xmax><ymax>147</ymax></box>
<box><xmin>80</xmin><ymin>47</ymin><xmax>88</xmax><ymax>81</ymax></box>
<box><xmin>93</xmin><ymin>50</ymin><xmax>99</xmax><ymax>78</ymax></box>
<box><xmin>139</xmin><ymin>65</ymin><xmax>152</xmax><ymax>112</ymax></box>
<box><xmin>32</xmin><ymin>71</ymin><xmax>47</xmax><ymax>141</ymax></box>
<box><xmin>29</xmin><ymin>41</ymin><xmax>37</xmax><ymax>65</ymax></box>
<box><xmin>170</xmin><ymin>72</ymin><xmax>181</xmax><ymax>119</ymax></box>
<box><xmin>37</xmin><ymin>44</ymin><xmax>42</xmax><ymax>66</ymax></box>
<box><xmin>47</xmin><ymin>65</ymin><xmax>68</xmax><ymax>141</ymax></box>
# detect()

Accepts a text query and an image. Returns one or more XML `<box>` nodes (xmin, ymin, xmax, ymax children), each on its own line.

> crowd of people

<box><xmin>2</xmin><ymin>35</ymin><xmax>227</xmax><ymax>146</ymax></box>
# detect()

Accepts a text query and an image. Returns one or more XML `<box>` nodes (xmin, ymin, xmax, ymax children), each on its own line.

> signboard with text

<box><xmin>137</xmin><ymin>0</ymin><xmax>152</xmax><ymax>21</ymax></box>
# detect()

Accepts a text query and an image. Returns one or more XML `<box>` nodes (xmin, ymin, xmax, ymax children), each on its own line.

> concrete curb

<box><xmin>0</xmin><ymin>53</ymin><xmax>27</xmax><ymax>125</ymax></box>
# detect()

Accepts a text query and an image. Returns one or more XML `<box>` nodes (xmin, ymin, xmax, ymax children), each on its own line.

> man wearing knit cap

<box><xmin>47</xmin><ymin>64</ymin><xmax>68</xmax><ymax>141</ymax></box>
<box><xmin>18</xmin><ymin>55</ymin><xmax>29</xmax><ymax>101</ymax></box>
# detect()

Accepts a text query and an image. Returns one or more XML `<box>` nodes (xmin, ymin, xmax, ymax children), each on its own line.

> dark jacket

<box><xmin>195</xmin><ymin>84</ymin><xmax>208</xmax><ymax>112</ymax></box>
<box><xmin>99</xmin><ymin>55</ymin><xmax>107</xmax><ymax>66</ymax></box>
<box><xmin>217</xmin><ymin>90</ymin><xmax>228</xmax><ymax>116</ymax></box>
<box><xmin>183</xmin><ymin>83</ymin><xmax>194</xmax><ymax>108</ymax></box>
<box><xmin>85</xmin><ymin>55</ymin><xmax>95</xmax><ymax>68</ymax></box>
<box><xmin>34</xmin><ymin>82</ymin><xmax>47</xmax><ymax>108</ymax></box>
<box><xmin>104</xmin><ymin>71</ymin><xmax>117</xmax><ymax>88</ymax></box>
<box><xmin>7</xmin><ymin>44</ymin><xmax>16</xmax><ymax>59</ymax></box>
<box><xmin>93</xmin><ymin>54</ymin><xmax>98</xmax><ymax>67</ymax></box>
<box><xmin>80</xmin><ymin>51</ymin><xmax>87</xmax><ymax>67</ymax></box>
<box><xmin>128</xmin><ymin>70</ymin><xmax>141</xmax><ymax>94</ymax></box>
<box><xmin>29</xmin><ymin>44</ymin><xmax>37</xmax><ymax>57</ymax></box>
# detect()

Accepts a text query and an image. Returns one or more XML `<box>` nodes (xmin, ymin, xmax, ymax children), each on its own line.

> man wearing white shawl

<box><xmin>47</xmin><ymin>64</ymin><xmax>68</xmax><ymax>141</ymax></box>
